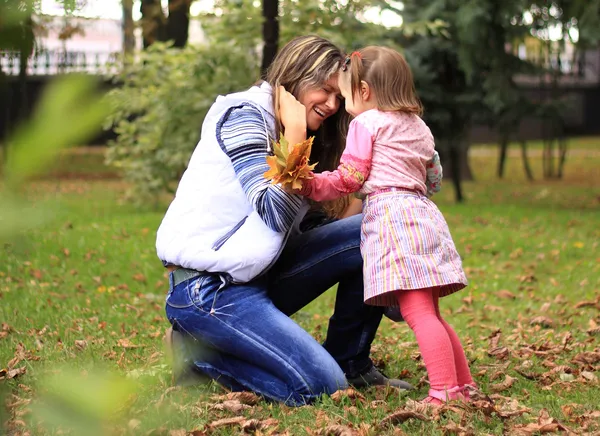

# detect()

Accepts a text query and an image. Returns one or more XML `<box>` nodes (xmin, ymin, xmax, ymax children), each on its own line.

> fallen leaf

<box><xmin>212</xmin><ymin>391</ymin><xmax>261</xmax><ymax>405</ymax></box>
<box><xmin>573</xmin><ymin>352</ymin><xmax>600</xmax><ymax>366</ymax></box>
<box><xmin>518</xmin><ymin>274</ymin><xmax>536</xmax><ymax>283</ymax></box>
<box><xmin>561</xmin><ymin>332</ymin><xmax>572</xmax><ymax>348</ymax></box>
<box><xmin>116</xmin><ymin>338</ymin><xmax>143</xmax><ymax>348</ymax></box>
<box><xmin>317</xmin><ymin>425</ymin><xmax>358</xmax><ymax>436</ymax></box>
<box><xmin>379</xmin><ymin>409</ymin><xmax>429</xmax><ymax>427</ymax></box>
<box><xmin>74</xmin><ymin>340</ymin><xmax>88</xmax><ymax>351</ymax></box>
<box><xmin>403</xmin><ymin>398</ymin><xmax>434</xmax><ymax>416</ymax></box>
<box><xmin>330</xmin><ymin>388</ymin><xmax>366</xmax><ymax>404</ymax></box>
<box><xmin>575</xmin><ymin>300</ymin><xmax>597</xmax><ymax>309</ymax></box>
<box><xmin>496</xmin><ymin>398</ymin><xmax>532</xmax><ymax>418</ymax></box>
<box><xmin>510</xmin><ymin>422</ymin><xmax>559</xmax><ymax>435</ymax></box>
<box><xmin>535</xmin><ymin>408</ymin><xmax>572</xmax><ymax>433</ymax></box>
<box><xmin>509</xmin><ymin>248</ymin><xmax>523</xmax><ymax>259</ymax></box>
<box><xmin>488</xmin><ymin>330</ymin><xmax>502</xmax><ymax>348</ymax></box>
<box><xmin>497</xmin><ymin>290</ymin><xmax>516</xmax><ymax>299</ymax></box>
<box><xmin>470</xmin><ymin>400</ymin><xmax>496</xmax><ymax>416</ymax></box>
<box><xmin>128</xmin><ymin>419</ymin><xmax>141</xmax><ymax>431</ymax></box>
<box><xmin>490</xmin><ymin>375</ymin><xmax>516</xmax><ymax>392</ymax></box>
<box><xmin>515</xmin><ymin>366</ymin><xmax>541</xmax><ymax>380</ymax></box>
<box><xmin>530</xmin><ymin>316</ymin><xmax>554</xmax><ymax>328</ymax></box>
<box><xmin>488</xmin><ymin>347</ymin><xmax>509</xmax><ymax>360</ymax></box>
<box><xmin>581</xmin><ymin>371</ymin><xmax>597</xmax><ymax>382</ymax></box>
<box><xmin>133</xmin><ymin>273</ymin><xmax>147</xmax><ymax>283</ymax></box>
<box><xmin>211</xmin><ymin>399</ymin><xmax>250</xmax><ymax>413</ymax></box>
<box><xmin>0</xmin><ymin>367</ymin><xmax>26</xmax><ymax>380</ymax></box>
<box><xmin>441</xmin><ymin>421</ymin><xmax>475</xmax><ymax>435</ymax></box>
<box><xmin>169</xmin><ymin>430</ymin><xmax>186</xmax><ymax>436</ymax></box>
<box><xmin>208</xmin><ymin>416</ymin><xmax>246</xmax><ymax>429</ymax></box>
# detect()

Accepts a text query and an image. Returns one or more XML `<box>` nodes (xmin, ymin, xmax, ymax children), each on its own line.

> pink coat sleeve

<box><xmin>300</xmin><ymin>119</ymin><xmax>373</xmax><ymax>202</ymax></box>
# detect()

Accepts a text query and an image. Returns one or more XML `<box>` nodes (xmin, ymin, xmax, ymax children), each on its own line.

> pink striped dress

<box><xmin>299</xmin><ymin>109</ymin><xmax>467</xmax><ymax>306</ymax></box>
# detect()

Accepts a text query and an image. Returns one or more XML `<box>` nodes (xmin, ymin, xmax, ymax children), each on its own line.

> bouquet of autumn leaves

<box><xmin>264</xmin><ymin>134</ymin><xmax>316</xmax><ymax>190</ymax></box>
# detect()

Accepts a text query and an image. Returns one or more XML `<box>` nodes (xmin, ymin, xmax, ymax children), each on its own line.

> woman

<box><xmin>157</xmin><ymin>35</ymin><xmax>412</xmax><ymax>406</ymax></box>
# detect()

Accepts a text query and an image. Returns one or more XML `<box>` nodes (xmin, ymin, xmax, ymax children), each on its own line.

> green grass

<box><xmin>1</xmin><ymin>145</ymin><xmax>599</xmax><ymax>435</ymax></box>
<box><xmin>473</xmin><ymin>135</ymin><xmax>600</xmax><ymax>150</ymax></box>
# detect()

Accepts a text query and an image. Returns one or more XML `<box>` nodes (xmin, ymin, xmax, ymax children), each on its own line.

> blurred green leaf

<box><xmin>4</xmin><ymin>74</ymin><xmax>110</xmax><ymax>188</ymax></box>
<box><xmin>33</xmin><ymin>368</ymin><xmax>137</xmax><ymax>436</ymax></box>
<box><xmin>1</xmin><ymin>74</ymin><xmax>110</xmax><ymax>240</ymax></box>
<box><xmin>0</xmin><ymin>195</ymin><xmax>54</xmax><ymax>239</ymax></box>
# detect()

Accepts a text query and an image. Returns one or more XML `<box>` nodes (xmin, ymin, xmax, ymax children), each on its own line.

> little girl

<box><xmin>293</xmin><ymin>47</ymin><xmax>474</xmax><ymax>404</ymax></box>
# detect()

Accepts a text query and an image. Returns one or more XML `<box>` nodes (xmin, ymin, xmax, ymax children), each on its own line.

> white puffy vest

<box><xmin>156</xmin><ymin>82</ymin><xmax>308</xmax><ymax>283</ymax></box>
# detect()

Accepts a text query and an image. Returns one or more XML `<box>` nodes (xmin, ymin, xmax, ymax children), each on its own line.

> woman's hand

<box><xmin>280</xmin><ymin>182</ymin><xmax>303</xmax><ymax>196</ymax></box>
<box><xmin>278</xmin><ymin>86</ymin><xmax>307</xmax><ymax>146</ymax></box>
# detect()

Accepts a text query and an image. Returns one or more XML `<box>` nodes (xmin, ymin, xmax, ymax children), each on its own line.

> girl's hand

<box><xmin>278</xmin><ymin>86</ymin><xmax>307</xmax><ymax>146</ymax></box>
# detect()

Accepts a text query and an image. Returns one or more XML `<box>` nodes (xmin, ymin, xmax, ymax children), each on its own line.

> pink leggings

<box><xmin>396</xmin><ymin>288</ymin><xmax>473</xmax><ymax>391</ymax></box>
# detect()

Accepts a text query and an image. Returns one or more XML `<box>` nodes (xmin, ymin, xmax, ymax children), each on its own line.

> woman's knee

<box><xmin>288</xmin><ymin>355</ymin><xmax>348</xmax><ymax>403</ymax></box>
<box><xmin>287</xmin><ymin>372</ymin><xmax>347</xmax><ymax>406</ymax></box>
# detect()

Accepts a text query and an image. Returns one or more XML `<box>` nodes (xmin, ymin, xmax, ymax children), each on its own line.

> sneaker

<box><xmin>347</xmin><ymin>366</ymin><xmax>414</xmax><ymax>391</ymax></box>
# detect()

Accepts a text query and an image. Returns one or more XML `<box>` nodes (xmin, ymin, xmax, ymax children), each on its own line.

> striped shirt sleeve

<box><xmin>216</xmin><ymin>104</ymin><xmax>303</xmax><ymax>233</ymax></box>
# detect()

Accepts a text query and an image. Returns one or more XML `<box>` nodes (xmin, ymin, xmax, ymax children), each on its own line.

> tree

<box><xmin>261</xmin><ymin>0</ymin><xmax>278</xmax><ymax>76</ymax></box>
<box><xmin>0</xmin><ymin>0</ymin><xmax>35</xmax><ymax>125</ymax></box>
<box><xmin>122</xmin><ymin>0</ymin><xmax>135</xmax><ymax>55</ymax></box>
<box><xmin>202</xmin><ymin>0</ymin><xmax>395</xmax><ymax>58</ymax></box>
<box><xmin>140</xmin><ymin>0</ymin><xmax>193</xmax><ymax>48</ymax></box>
<box><xmin>389</xmin><ymin>0</ymin><xmax>600</xmax><ymax>200</ymax></box>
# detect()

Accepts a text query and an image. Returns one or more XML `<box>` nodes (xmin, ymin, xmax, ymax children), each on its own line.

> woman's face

<box><xmin>298</xmin><ymin>74</ymin><xmax>342</xmax><ymax>131</ymax></box>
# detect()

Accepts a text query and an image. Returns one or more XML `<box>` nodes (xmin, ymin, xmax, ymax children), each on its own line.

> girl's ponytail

<box><xmin>349</xmin><ymin>51</ymin><xmax>363</xmax><ymax>101</ymax></box>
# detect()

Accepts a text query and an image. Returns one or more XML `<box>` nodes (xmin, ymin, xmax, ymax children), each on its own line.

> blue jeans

<box><xmin>165</xmin><ymin>214</ymin><xmax>384</xmax><ymax>406</ymax></box>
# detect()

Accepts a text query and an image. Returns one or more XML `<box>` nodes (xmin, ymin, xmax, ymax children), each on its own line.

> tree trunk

<box><xmin>448</xmin><ymin>142</ymin><xmax>464</xmax><ymax>203</ymax></box>
<box><xmin>557</xmin><ymin>136</ymin><xmax>568</xmax><ymax>179</ymax></box>
<box><xmin>261</xmin><ymin>0</ymin><xmax>279</xmax><ymax>76</ymax></box>
<box><xmin>497</xmin><ymin>134</ymin><xmax>509</xmax><ymax>178</ymax></box>
<box><xmin>438</xmin><ymin>138</ymin><xmax>466</xmax><ymax>203</ymax></box>
<box><xmin>140</xmin><ymin>0</ymin><xmax>167</xmax><ymax>48</ymax></box>
<box><xmin>167</xmin><ymin>0</ymin><xmax>192</xmax><ymax>48</ymax></box>
<box><xmin>17</xmin><ymin>51</ymin><xmax>28</xmax><ymax>121</ymax></box>
<box><xmin>122</xmin><ymin>0</ymin><xmax>135</xmax><ymax>55</ymax></box>
<box><xmin>520</xmin><ymin>140</ymin><xmax>534</xmax><ymax>181</ymax></box>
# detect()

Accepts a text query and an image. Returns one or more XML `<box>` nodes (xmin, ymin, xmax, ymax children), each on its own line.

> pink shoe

<box><xmin>424</xmin><ymin>386</ymin><xmax>466</xmax><ymax>405</ymax></box>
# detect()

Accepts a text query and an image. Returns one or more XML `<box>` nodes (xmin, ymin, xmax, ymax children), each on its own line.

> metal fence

<box><xmin>0</xmin><ymin>49</ymin><xmax>120</xmax><ymax>76</ymax></box>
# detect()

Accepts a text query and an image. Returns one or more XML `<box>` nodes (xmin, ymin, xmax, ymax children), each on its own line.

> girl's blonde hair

<box><xmin>346</xmin><ymin>46</ymin><xmax>423</xmax><ymax>116</ymax></box>
<box><xmin>264</xmin><ymin>35</ymin><xmax>352</xmax><ymax>217</ymax></box>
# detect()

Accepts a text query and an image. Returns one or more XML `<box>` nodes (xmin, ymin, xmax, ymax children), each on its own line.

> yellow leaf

<box><xmin>264</xmin><ymin>135</ymin><xmax>317</xmax><ymax>189</ymax></box>
<box><xmin>264</xmin><ymin>155</ymin><xmax>282</xmax><ymax>181</ymax></box>
<box><xmin>573</xmin><ymin>242</ymin><xmax>584</xmax><ymax>248</ymax></box>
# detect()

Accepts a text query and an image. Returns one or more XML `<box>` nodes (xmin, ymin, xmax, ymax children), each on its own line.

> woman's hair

<box><xmin>264</xmin><ymin>35</ymin><xmax>352</xmax><ymax>217</ymax></box>
<box><xmin>345</xmin><ymin>46</ymin><xmax>423</xmax><ymax>116</ymax></box>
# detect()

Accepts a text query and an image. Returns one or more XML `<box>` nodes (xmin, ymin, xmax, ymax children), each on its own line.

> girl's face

<box><xmin>298</xmin><ymin>74</ymin><xmax>342</xmax><ymax>131</ymax></box>
<box><xmin>338</xmin><ymin>72</ymin><xmax>372</xmax><ymax>118</ymax></box>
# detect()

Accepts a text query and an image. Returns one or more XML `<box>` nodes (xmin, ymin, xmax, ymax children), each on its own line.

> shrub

<box><xmin>104</xmin><ymin>42</ymin><xmax>259</xmax><ymax>204</ymax></box>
